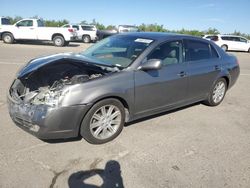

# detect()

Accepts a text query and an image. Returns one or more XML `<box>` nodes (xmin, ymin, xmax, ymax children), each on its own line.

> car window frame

<box><xmin>146</xmin><ymin>40</ymin><xmax>184</xmax><ymax>66</ymax></box>
<box><xmin>16</xmin><ymin>20</ymin><xmax>33</xmax><ymax>27</ymax></box>
<box><xmin>183</xmin><ymin>39</ymin><xmax>219</xmax><ymax>62</ymax></box>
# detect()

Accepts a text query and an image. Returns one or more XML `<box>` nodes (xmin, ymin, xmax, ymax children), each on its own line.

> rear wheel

<box><xmin>53</xmin><ymin>35</ymin><xmax>65</xmax><ymax>47</ymax></box>
<box><xmin>221</xmin><ymin>45</ymin><xmax>228</xmax><ymax>51</ymax></box>
<box><xmin>248</xmin><ymin>48</ymin><xmax>250</xmax><ymax>53</ymax></box>
<box><xmin>82</xmin><ymin>35</ymin><xmax>91</xmax><ymax>43</ymax></box>
<box><xmin>204</xmin><ymin>78</ymin><xmax>227</xmax><ymax>106</ymax></box>
<box><xmin>2</xmin><ymin>33</ymin><xmax>14</xmax><ymax>44</ymax></box>
<box><xmin>80</xmin><ymin>99</ymin><xmax>125</xmax><ymax>144</ymax></box>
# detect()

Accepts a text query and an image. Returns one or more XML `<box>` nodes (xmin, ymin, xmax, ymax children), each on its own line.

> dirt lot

<box><xmin>0</xmin><ymin>41</ymin><xmax>249</xmax><ymax>188</ymax></box>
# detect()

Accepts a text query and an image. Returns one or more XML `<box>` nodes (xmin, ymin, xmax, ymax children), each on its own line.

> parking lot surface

<box><xmin>0</xmin><ymin>41</ymin><xmax>249</xmax><ymax>188</ymax></box>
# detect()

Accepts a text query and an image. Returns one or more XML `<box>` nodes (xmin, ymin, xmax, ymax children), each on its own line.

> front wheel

<box><xmin>204</xmin><ymin>78</ymin><xmax>227</xmax><ymax>106</ymax></box>
<box><xmin>80</xmin><ymin>99</ymin><xmax>125</xmax><ymax>144</ymax></box>
<box><xmin>2</xmin><ymin>33</ymin><xmax>14</xmax><ymax>44</ymax></box>
<box><xmin>53</xmin><ymin>35</ymin><xmax>65</xmax><ymax>47</ymax></box>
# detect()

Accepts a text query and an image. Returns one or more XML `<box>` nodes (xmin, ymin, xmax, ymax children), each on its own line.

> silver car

<box><xmin>8</xmin><ymin>32</ymin><xmax>240</xmax><ymax>144</ymax></box>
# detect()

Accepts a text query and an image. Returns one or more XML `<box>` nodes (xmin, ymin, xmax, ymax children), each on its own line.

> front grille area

<box><xmin>14</xmin><ymin>116</ymin><xmax>33</xmax><ymax>129</ymax></box>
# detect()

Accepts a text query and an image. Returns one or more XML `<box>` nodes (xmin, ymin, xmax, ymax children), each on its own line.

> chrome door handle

<box><xmin>177</xmin><ymin>71</ymin><xmax>187</xmax><ymax>77</ymax></box>
<box><xmin>214</xmin><ymin>65</ymin><xmax>221</xmax><ymax>70</ymax></box>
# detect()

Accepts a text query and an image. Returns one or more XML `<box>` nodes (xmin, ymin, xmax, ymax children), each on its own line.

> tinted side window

<box><xmin>185</xmin><ymin>40</ymin><xmax>210</xmax><ymax>61</ymax></box>
<box><xmin>81</xmin><ymin>26</ymin><xmax>95</xmax><ymax>31</ymax></box>
<box><xmin>240</xmin><ymin>37</ymin><xmax>247</xmax><ymax>43</ymax></box>
<box><xmin>148</xmin><ymin>41</ymin><xmax>182</xmax><ymax>65</ymax></box>
<box><xmin>232</xmin><ymin>37</ymin><xmax>240</xmax><ymax>41</ymax></box>
<box><xmin>221</xmin><ymin>36</ymin><xmax>230</xmax><ymax>41</ymax></box>
<box><xmin>210</xmin><ymin>45</ymin><xmax>219</xmax><ymax>58</ymax></box>
<box><xmin>73</xmin><ymin>25</ymin><xmax>79</xmax><ymax>30</ymax></box>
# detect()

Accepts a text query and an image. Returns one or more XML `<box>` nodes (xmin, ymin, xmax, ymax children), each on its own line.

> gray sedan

<box><xmin>8</xmin><ymin>32</ymin><xmax>240</xmax><ymax>144</ymax></box>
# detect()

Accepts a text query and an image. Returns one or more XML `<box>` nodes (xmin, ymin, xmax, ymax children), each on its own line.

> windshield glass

<box><xmin>81</xmin><ymin>35</ymin><xmax>154</xmax><ymax>68</ymax></box>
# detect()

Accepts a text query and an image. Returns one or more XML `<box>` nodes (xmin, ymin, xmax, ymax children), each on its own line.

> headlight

<box><xmin>31</xmin><ymin>88</ymin><xmax>69</xmax><ymax>107</ymax></box>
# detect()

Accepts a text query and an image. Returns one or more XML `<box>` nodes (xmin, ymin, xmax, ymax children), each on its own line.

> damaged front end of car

<box><xmin>7</xmin><ymin>54</ymin><xmax>117</xmax><ymax>139</ymax></box>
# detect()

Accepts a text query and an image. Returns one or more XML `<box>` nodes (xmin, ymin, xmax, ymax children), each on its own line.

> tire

<box><xmin>2</xmin><ymin>33</ymin><xmax>14</xmax><ymax>44</ymax></box>
<box><xmin>80</xmin><ymin>98</ymin><xmax>125</xmax><ymax>144</ymax></box>
<box><xmin>82</xmin><ymin>35</ymin><xmax>91</xmax><ymax>43</ymax></box>
<box><xmin>221</xmin><ymin>45</ymin><xmax>228</xmax><ymax>51</ymax></box>
<box><xmin>204</xmin><ymin>78</ymin><xmax>227</xmax><ymax>106</ymax></box>
<box><xmin>53</xmin><ymin>35</ymin><xmax>65</xmax><ymax>47</ymax></box>
<box><xmin>248</xmin><ymin>48</ymin><xmax>250</xmax><ymax>53</ymax></box>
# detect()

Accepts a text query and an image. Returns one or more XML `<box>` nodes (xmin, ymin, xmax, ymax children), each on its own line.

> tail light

<box><xmin>68</xmin><ymin>28</ymin><xmax>74</xmax><ymax>32</ymax></box>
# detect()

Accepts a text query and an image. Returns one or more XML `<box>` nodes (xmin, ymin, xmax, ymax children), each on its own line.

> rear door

<box><xmin>184</xmin><ymin>39</ymin><xmax>221</xmax><ymax>100</ymax></box>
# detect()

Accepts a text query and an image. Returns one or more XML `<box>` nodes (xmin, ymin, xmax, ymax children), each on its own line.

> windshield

<box><xmin>81</xmin><ymin>35</ymin><xmax>153</xmax><ymax>68</ymax></box>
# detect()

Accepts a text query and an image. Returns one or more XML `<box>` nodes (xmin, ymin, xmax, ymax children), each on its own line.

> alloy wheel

<box><xmin>90</xmin><ymin>105</ymin><xmax>122</xmax><ymax>140</ymax></box>
<box><xmin>212</xmin><ymin>81</ymin><xmax>226</xmax><ymax>104</ymax></box>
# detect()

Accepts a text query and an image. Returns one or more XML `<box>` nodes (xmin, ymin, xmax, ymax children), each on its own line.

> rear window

<box><xmin>37</xmin><ymin>20</ymin><xmax>44</xmax><ymax>27</ymax></box>
<box><xmin>184</xmin><ymin>40</ymin><xmax>212</xmax><ymax>61</ymax></box>
<box><xmin>1</xmin><ymin>18</ymin><xmax>10</xmax><ymax>25</ymax></box>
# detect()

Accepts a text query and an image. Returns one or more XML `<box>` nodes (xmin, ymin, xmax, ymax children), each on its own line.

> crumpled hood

<box><xmin>17</xmin><ymin>53</ymin><xmax>102</xmax><ymax>78</ymax></box>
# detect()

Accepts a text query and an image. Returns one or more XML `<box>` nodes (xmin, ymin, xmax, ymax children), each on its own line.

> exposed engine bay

<box><xmin>10</xmin><ymin>59</ymin><xmax>116</xmax><ymax>106</ymax></box>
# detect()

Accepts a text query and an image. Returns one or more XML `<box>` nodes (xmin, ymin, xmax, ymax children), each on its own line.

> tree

<box><xmin>205</xmin><ymin>28</ymin><xmax>220</xmax><ymax>35</ymax></box>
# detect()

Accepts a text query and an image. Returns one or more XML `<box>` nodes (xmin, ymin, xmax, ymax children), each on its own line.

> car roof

<box><xmin>118</xmin><ymin>32</ymin><xmax>202</xmax><ymax>41</ymax></box>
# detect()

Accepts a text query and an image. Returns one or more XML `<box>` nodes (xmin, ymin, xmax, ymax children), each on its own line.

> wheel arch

<box><xmin>1</xmin><ymin>31</ymin><xmax>15</xmax><ymax>39</ymax></box>
<box><xmin>51</xmin><ymin>33</ymin><xmax>65</xmax><ymax>40</ymax></box>
<box><xmin>77</xmin><ymin>95</ymin><xmax>131</xmax><ymax>137</ymax></box>
<box><xmin>82</xmin><ymin>34</ymin><xmax>91</xmax><ymax>39</ymax></box>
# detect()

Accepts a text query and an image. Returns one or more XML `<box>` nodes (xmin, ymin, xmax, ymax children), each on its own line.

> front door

<box><xmin>14</xmin><ymin>20</ymin><xmax>36</xmax><ymax>39</ymax></box>
<box><xmin>134</xmin><ymin>40</ymin><xmax>188</xmax><ymax>116</ymax></box>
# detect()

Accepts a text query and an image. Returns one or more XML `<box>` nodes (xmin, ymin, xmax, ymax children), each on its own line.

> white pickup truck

<box><xmin>0</xmin><ymin>19</ymin><xmax>77</xmax><ymax>46</ymax></box>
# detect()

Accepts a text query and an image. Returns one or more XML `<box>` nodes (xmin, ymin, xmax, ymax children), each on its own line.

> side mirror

<box><xmin>139</xmin><ymin>59</ymin><xmax>162</xmax><ymax>71</ymax></box>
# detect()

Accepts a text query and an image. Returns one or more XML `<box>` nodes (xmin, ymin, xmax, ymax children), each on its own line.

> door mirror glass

<box><xmin>139</xmin><ymin>59</ymin><xmax>162</xmax><ymax>71</ymax></box>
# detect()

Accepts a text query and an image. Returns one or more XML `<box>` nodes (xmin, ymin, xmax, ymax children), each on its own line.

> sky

<box><xmin>1</xmin><ymin>0</ymin><xmax>250</xmax><ymax>34</ymax></box>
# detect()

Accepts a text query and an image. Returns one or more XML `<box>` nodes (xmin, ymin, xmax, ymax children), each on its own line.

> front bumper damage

<box><xmin>6</xmin><ymin>55</ymin><xmax>116</xmax><ymax>139</ymax></box>
<box><xmin>8</xmin><ymin>93</ymin><xmax>91</xmax><ymax>139</ymax></box>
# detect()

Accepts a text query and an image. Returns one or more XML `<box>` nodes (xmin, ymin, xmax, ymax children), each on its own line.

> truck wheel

<box><xmin>53</xmin><ymin>36</ymin><xmax>65</xmax><ymax>47</ymax></box>
<box><xmin>2</xmin><ymin>33</ymin><xmax>14</xmax><ymax>44</ymax></box>
<box><xmin>82</xmin><ymin>35</ymin><xmax>91</xmax><ymax>43</ymax></box>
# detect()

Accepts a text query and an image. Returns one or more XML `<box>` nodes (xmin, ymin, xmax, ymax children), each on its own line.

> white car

<box><xmin>0</xmin><ymin>19</ymin><xmax>77</xmax><ymax>46</ymax></box>
<box><xmin>62</xmin><ymin>24</ymin><xmax>98</xmax><ymax>43</ymax></box>
<box><xmin>203</xmin><ymin>34</ymin><xmax>250</xmax><ymax>52</ymax></box>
